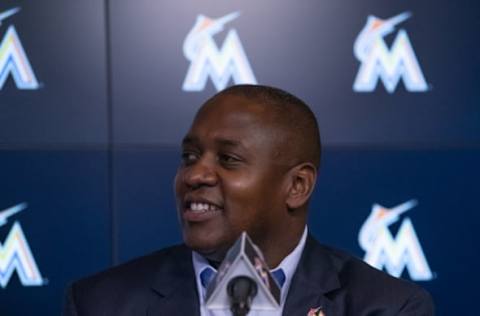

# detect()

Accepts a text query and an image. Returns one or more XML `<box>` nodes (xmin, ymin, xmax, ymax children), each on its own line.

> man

<box><xmin>64</xmin><ymin>85</ymin><xmax>434</xmax><ymax>315</ymax></box>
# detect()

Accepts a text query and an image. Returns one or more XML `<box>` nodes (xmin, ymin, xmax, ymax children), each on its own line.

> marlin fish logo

<box><xmin>0</xmin><ymin>203</ymin><xmax>44</xmax><ymax>288</ymax></box>
<box><xmin>0</xmin><ymin>7</ymin><xmax>20</xmax><ymax>26</ymax></box>
<box><xmin>354</xmin><ymin>12</ymin><xmax>411</xmax><ymax>62</ymax></box>
<box><xmin>183</xmin><ymin>12</ymin><xmax>240</xmax><ymax>62</ymax></box>
<box><xmin>359</xmin><ymin>199</ymin><xmax>416</xmax><ymax>250</ymax></box>
<box><xmin>182</xmin><ymin>12</ymin><xmax>257</xmax><ymax>92</ymax></box>
<box><xmin>0</xmin><ymin>202</ymin><xmax>26</xmax><ymax>227</ymax></box>
<box><xmin>358</xmin><ymin>200</ymin><xmax>433</xmax><ymax>281</ymax></box>
<box><xmin>0</xmin><ymin>7</ymin><xmax>40</xmax><ymax>90</ymax></box>
<box><xmin>353</xmin><ymin>12</ymin><xmax>428</xmax><ymax>93</ymax></box>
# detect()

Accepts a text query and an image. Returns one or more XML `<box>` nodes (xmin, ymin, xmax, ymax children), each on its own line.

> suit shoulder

<box><xmin>316</xmin><ymin>243</ymin><xmax>434</xmax><ymax>314</ymax></box>
<box><xmin>322</xmin><ymin>244</ymin><xmax>423</xmax><ymax>291</ymax></box>
<box><xmin>69</xmin><ymin>244</ymin><xmax>189</xmax><ymax>301</ymax></box>
<box><xmin>63</xmin><ymin>244</ymin><xmax>193</xmax><ymax>315</ymax></box>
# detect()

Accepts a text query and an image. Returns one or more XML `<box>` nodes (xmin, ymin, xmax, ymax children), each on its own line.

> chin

<box><xmin>183</xmin><ymin>232</ymin><xmax>215</xmax><ymax>252</ymax></box>
<box><xmin>184</xmin><ymin>234</ymin><xmax>229</xmax><ymax>263</ymax></box>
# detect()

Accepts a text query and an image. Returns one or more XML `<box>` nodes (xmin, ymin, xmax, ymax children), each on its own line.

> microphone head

<box><xmin>227</xmin><ymin>276</ymin><xmax>258</xmax><ymax>315</ymax></box>
<box><xmin>227</xmin><ymin>275</ymin><xmax>258</xmax><ymax>298</ymax></box>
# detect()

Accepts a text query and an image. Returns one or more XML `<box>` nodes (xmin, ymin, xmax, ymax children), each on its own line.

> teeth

<box><xmin>189</xmin><ymin>202</ymin><xmax>219</xmax><ymax>212</ymax></box>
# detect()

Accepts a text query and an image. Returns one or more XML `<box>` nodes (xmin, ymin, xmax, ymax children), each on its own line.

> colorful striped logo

<box><xmin>182</xmin><ymin>12</ymin><xmax>257</xmax><ymax>92</ymax></box>
<box><xmin>0</xmin><ymin>7</ymin><xmax>39</xmax><ymax>90</ymax></box>
<box><xmin>0</xmin><ymin>203</ymin><xmax>44</xmax><ymax>288</ymax></box>
<box><xmin>353</xmin><ymin>12</ymin><xmax>428</xmax><ymax>93</ymax></box>
<box><xmin>359</xmin><ymin>200</ymin><xmax>433</xmax><ymax>281</ymax></box>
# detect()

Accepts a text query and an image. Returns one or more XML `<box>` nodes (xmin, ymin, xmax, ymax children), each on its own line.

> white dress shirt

<box><xmin>192</xmin><ymin>227</ymin><xmax>308</xmax><ymax>316</ymax></box>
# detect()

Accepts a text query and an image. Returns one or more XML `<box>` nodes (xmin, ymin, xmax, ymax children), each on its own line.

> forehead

<box><xmin>185</xmin><ymin>95</ymin><xmax>280</xmax><ymax>145</ymax></box>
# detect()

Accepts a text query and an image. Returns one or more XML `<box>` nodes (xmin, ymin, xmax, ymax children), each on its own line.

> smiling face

<box><xmin>174</xmin><ymin>94</ymin><xmax>296</xmax><ymax>264</ymax></box>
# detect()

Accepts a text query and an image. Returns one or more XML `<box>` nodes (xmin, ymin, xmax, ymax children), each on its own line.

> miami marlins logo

<box><xmin>358</xmin><ymin>199</ymin><xmax>433</xmax><ymax>281</ymax></box>
<box><xmin>0</xmin><ymin>7</ymin><xmax>39</xmax><ymax>90</ymax></box>
<box><xmin>353</xmin><ymin>12</ymin><xmax>428</xmax><ymax>93</ymax></box>
<box><xmin>0</xmin><ymin>203</ymin><xmax>44</xmax><ymax>288</ymax></box>
<box><xmin>182</xmin><ymin>11</ymin><xmax>257</xmax><ymax>92</ymax></box>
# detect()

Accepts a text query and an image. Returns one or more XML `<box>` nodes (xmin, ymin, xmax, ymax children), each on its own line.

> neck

<box><xmin>261</xmin><ymin>226</ymin><xmax>305</xmax><ymax>268</ymax></box>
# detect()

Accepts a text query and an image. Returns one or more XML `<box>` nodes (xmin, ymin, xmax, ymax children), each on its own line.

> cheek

<box><xmin>226</xmin><ymin>175</ymin><xmax>266</xmax><ymax>203</ymax></box>
<box><xmin>174</xmin><ymin>170</ymin><xmax>188</xmax><ymax>213</ymax></box>
<box><xmin>174</xmin><ymin>169</ymin><xmax>185</xmax><ymax>196</ymax></box>
<box><xmin>223</xmin><ymin>174</ymin><xmax>274</xmax><ymax>222</ymax></box>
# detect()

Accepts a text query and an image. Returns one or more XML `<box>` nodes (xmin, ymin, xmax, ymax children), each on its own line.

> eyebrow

<box><xmin>182</xmin><ymin>135</ymin><xmax>245</xmax><ymax>149</ymax></box>
<box><xmin>216</xmin><ymin>138</ymin><xmax>243</xmax><ymax>148</ymax></box>
<box><xmin>181</xmin><ymin>135</ymin><xmax>197</xmax><ymax>146</ymax></box>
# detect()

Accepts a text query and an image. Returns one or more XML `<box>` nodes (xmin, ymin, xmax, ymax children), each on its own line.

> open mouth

<box><xmin>183</xmin><ymin>199</ymin><xmax>223</xmax><ymax>221</ymax></box>
<box><xmin>188</xmin><ymin>202</ymin><xmax>221</xmax><ymax>213</ymax></box>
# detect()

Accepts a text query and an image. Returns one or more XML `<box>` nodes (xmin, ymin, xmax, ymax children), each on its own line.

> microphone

<box><xmin>227</xmin><ymin>276</ymin><xmax>258</xmax><ymax>316</ymax></box>
<box><xmin>205</xmin><ymin>232</ymin><xmax>281</xmax><ymax>314</ymax></box>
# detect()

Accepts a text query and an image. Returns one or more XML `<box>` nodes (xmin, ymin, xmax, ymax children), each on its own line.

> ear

<box><xmin>285</xmin><ymin>162</ymin><xmax>317</xmax><ymax>210</ymax></box>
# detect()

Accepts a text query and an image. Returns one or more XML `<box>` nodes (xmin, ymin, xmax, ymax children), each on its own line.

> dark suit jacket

<box><xmin>63</xmin><ymin>236</ymin><xmax>434</xmax><ymax>316</ymax></box>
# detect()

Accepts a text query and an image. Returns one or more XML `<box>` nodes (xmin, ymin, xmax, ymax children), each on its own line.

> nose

<box><xmin>183</xmin><ymin>156</ymin><xmax>218</xmax><ymax>189</ymax></box>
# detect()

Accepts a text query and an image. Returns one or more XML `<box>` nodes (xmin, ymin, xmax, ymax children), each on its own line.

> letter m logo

<box><xmin>364</xmin><ymin>218</ymin><xmax>433</xmax><ymax>281</ymax></box>
<box><xmin>0</xmin><ymin>25</ymin><xmax>39</xmax><ymax>90</ymax></box>
<box><xmin>0</xmin><ymin>222</ymin><xmax>43</xmax><ymax>288</ymax></box>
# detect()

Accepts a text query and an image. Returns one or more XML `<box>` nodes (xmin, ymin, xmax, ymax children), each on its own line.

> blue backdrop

<box><xmin>1</xmin><ymin>1</ymin><xmax>479</xmax><ymax>315</ymax></box>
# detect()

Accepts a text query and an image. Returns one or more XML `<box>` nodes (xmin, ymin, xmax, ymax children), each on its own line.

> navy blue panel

<box><xmin>110</xmin><ymin>0</ymin><xmax>480</xmax><ymax>145</ymax></box>
<box><xmin>0</xmin><ymin>1</ymin><xmax>477</xmax><ymax>315</ymax></box>
<box><xmin>309</xmin><ymin>147</ymin><xmax>480</xmax><ymax>315</ymax></box>
<box><xmin>114</xmin><ymin>147</ymin><xmax>182</xmax><ymax>263</ymax></box>
<box><xmin>0</xmin><ymin>150</ymin><xmax>110</xmax><ymax>316</ymax></box>
<box><xmin>0</xmin><ymin>0</ymin><xmax>107</xmax><ymax>144</ymax></box>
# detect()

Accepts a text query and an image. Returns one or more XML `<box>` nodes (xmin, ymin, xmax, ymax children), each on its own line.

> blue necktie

<box><xmin>271</xmin><ymin>268</ymin><xmax>286</xmax><ymax>288</ymax></box>
<box><xmin>200</xmin><ymin>266</ymin><xmax>286</xmax><ymax>289</ymax></box>
<box><xmin>200</xmin><ymin>266</ymin><xmax>216</xmax><ymax>288</ymax></box>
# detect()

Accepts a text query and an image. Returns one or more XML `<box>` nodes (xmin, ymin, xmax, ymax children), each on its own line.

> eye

<box><xmin>218</xmin><ymin>153</ymin><xmax>241</xmax><ymax>166</ymax></box>
<box><xmin>181</xmin><ymin>151</ymin><xmax>199</xmax><ymax>165</ymax></box>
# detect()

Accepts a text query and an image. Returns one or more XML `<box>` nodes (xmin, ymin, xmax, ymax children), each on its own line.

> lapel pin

<box><xmin>307</xmin><ymin>306</ymin><xmax>325</xmax><ymax>316</ymax></box>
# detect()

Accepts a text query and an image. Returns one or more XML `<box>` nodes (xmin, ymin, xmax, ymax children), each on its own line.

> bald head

<box><xmin>204</xmin><ymin>84</ymin><xmax>321</xmax><ymax>169</ymax></box>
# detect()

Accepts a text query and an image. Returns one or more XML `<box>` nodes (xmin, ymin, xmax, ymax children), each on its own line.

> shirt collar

<box><xmin>270</xmin><ymin>226</ymin><xmax>308</xmax><ymax>302</ymax></box>
<box><xmin>192</xmin><ymin>226</ymin><xmax>308</xmax><ymax>304</ymax></box>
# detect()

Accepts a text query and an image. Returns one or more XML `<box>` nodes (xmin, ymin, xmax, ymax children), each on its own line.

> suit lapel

<box><xmin>147</xmin><ymin>246</ymin><xmax>200</xmax><ymax>316</ymax></box>
<box><xmin>283</xmin><ymin>235</ymin><xmax>341</xmax><ymax>316</ymax></box>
